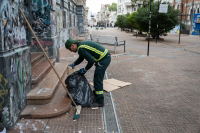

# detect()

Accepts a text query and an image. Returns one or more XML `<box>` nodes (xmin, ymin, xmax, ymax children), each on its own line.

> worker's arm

<box><xmin>77</xmin><ymin>48</ymin><xmax>95</xmax><ymax>70</ymax></box>
<box><xmin>74</xmin><ymin>56</ymin><xmax>84</xmax><ymax>66</ymax></box>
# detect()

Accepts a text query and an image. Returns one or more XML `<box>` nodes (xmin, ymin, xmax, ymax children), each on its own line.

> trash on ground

<box><xmin>65</xmin><ymin>71</ymin><xmax>94</xmax><ymax>106</ymax></box>
<box><xmin>90</xmin><ymin>78</ymin><xmax>131</xmax><ymax>92</ymax></box>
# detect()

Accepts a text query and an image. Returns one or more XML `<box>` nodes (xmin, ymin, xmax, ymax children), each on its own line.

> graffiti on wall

<box><xmin>59</xmin><ymin>29</ymin><xmax>69</xmax><ymax>48</ymax></box>
<box><xmin>53</xmin><ymin>36</ymin><xmax>59</xmax><ymax>60</ymax></box>
<box><xmin>50</xmin><ymin>11</ymin><xmax>57</xmax><ymax>35</ymax></box>
<box><xmin>73</xmin><ymin>27</ymin><xmax>76</xmax><ymax>38</ymax></box>
<box><xmin>171</xmin><ymin>26</ymin><xmax>180</xmax><ymax>33</ymax></box>
<box><xmin>32</xmin><ymin>39</ymin><xmax>53</xmax><ymax>48</ymax></box>
<box><xmin>71</xmin><ymin>13</ymin><xmax>74</xmax><ymax>27</ymax></box>
<box><xmin>56</xmin><ymin>11</ymin><xmax>63</xmax><ymax>31</ymax></box>
<box><xmin>191</xmin><ymin>13</ymin><xmax>200</xmax><ymax>35</ymax></box>
<box><xmin>0</xmin><ymin>69</ymin><xmax>8</xmax><ymax>112</ymax></box>
<box><xmin>0</xmin><ymin>0</ymin><xmax>26</xmax><ymax>52</ymax></box>
<box><xmin>66</xmin><ymin>12</ymin><xmax>69</xmax><ymax>28</ymax></box>
<box><xmin>31</xmin><ymin>38</ymin><xmax>58</xmax><ymax>59</ymax></box>
<box><xmin>0</xmin><ymin>48</ymin><xmax>31</xmax><ymax>128</ymax></box>
<box><xmin>30</xmin><ymin>0</ymin><xmax>51</xmax><ymax>35</ymax></box>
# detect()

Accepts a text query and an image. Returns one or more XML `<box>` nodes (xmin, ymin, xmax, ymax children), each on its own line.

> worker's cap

<box><xmin>65</xmin><ymin>38</ymin><xmax>78</xmax><ymax>49</ymax></box>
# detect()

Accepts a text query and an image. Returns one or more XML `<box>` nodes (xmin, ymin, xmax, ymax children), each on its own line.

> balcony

<box><xmin>124</xmin><ymin>0</ymin><xmax>132</xmax><ymax>6</ymax></box>
<box><xmin>106</xmin><ymin>11</ymin><xmax>110</xmax><ymax>15</ymax></box>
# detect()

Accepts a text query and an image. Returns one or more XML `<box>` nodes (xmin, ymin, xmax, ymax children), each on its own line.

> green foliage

<box><xmin>114</xmin><ymin>21</ymin><xmax>118</xmax><ymax>27</ymax></box>
<box><xmin>109</xmin><ymin>3</ymin><xmax>117</xmax><ymax>11</ymax></box>
<box><xmin>127</xmin><ymin>12</ymin><xmax>138</xmax><ymax>29</ymax></box>
<box><xmin>124</xmin><ymin>13</ymin><xmax>133</xmax><ymax>29</ymax></box>
<box><xmin>135</xmin><ymin>1</ymin><xmax>181</xmax><ymax>38</ymax></box>
<box><xmin>116</xmin><ymin>15</ymin><xmax>126</xmax><ymax>28</ymax></box>
<box><xmin>131</xmin><ymin>0</ymin><xmax>154</xmax><ymax>8</ymax></box>
<box><xmin>87</xmin><ymin>7</ymin><xmax>89</xmax><ymax>10</ymax></box>
<box><xmin>181</xmin><ymin>23</ymin><xmax>186</xmax><ymax>29</ymax></box>
<box><xmin>115</xmin><ymin>13</ymin><xmax>135</xmax><ymax>30</ymax></box>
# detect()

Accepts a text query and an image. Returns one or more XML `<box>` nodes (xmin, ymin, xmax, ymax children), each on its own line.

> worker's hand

<box><xmin>69</xmin><ymin>63</ymin><xmax>75</xmax><ymax>69</ymax></box>
<box><xmin>78</xmin><ymin>68</ymin><xmax>87</xmax><ymax>74</ymax></box>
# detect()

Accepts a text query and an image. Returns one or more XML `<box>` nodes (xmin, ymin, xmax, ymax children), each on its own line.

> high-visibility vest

<box><xmin>78</xmin><ymin>45</ymin><xmax>108</xmax><ymax>62</ymax></box>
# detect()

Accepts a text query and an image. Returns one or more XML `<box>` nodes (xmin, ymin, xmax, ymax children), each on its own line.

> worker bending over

<box><xmin>65</xmin><ymin>38</ymin><xmax>111</xmax><ymax>107</ymax></box>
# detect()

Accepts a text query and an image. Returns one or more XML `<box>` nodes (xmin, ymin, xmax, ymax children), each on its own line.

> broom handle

<box><xmin>19</xmin><ymin>7</ymin><xmax>77</xmax><ymax>107</ymax></box>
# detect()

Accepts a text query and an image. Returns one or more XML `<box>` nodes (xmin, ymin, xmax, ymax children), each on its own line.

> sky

<box><xmin>86</xmin><ymin>0</ymin><xmax>118</xmax><ymax>14</ymax></box>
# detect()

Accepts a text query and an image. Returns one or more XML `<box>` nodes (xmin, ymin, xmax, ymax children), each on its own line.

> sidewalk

<box><xmin>92</xmin><ymin>28</ymin><xmax>200</xmax><ymax>132</ymax></box>
<box><xmin>6</xmin><ymin>28</ymin><xmax>200</xmax><ymax>133</ymax></box>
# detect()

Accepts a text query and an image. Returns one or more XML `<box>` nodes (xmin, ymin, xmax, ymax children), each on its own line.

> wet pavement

<box><xmin>5</xmin><ymin>27</ymin><xmax>200</xmax><ymax>133</ymax></box>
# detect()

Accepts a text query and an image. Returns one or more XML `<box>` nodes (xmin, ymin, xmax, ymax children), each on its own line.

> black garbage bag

<box><xmin>65</xmin><ymin>71</ymin><xmax>94</xmax><ymax>107</ymax></box>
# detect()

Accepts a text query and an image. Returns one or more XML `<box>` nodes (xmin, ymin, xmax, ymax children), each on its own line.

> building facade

<box><xmin>0</xmin><ymin>0</ymin><xmax>86</xmax><ymax>129</ymax></box>
<box><xmin>174</xmin><ymin>0</ymin><xmax>200</xmax><ymax>32</ymax></box>
<box><xmin>117</xmin><ymin>0</ymin><xmax>139</xmax><ymax>15</ymax></box>
<box><xmin>96</xmin><ymin>4</ymin><xmax>117</xmax><ymax>27</ymax></box>
<box><xmin>117</xmin><ymin>0</ymin><xmax>173</xmax><ymax>16</ymax></box>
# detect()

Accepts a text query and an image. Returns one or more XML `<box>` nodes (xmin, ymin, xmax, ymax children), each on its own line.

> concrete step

<box><xmin>27</xmin><ymin>63</ymin><xmax>68</xmax><ymax>105</ymax></box>
<box><xmin>21</xmin><ymin>71</ymin><xmax>71</xmax><ymax>118</ymax></box>
<box><xmin>31</xmin><ymin>52</ymin><xmax>44</xmax><ymax>67</ymax></box>
<box><xmin>31</xmin><ymin>59</ymin><xmax>56</xmax><ymax>88</ymax></box>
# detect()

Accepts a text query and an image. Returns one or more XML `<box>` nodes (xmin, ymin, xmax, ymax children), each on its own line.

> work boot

<box><xmin>90</xmin><ymin>101</ymin><xmax>104</xmax><ymax>107</ymax></box>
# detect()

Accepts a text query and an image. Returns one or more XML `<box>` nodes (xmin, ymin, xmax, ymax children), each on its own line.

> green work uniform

<box><xmin>74</xmin><ymin>41</ymin><xmax>111</xmax><ymax>103</ymax></box>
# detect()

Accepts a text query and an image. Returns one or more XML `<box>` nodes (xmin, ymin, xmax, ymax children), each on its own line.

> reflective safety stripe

<box><xmin>95</xmin><ymin>91</ymin><xmax>103</xmax><ymax>95</ymax></box>
<box><xmin>78</xmin><ymin>45</ymin><xmax>103</xmax><ymax>55</ymax></box>
<box><xmin>78</xmin><ymin>45</ymin><xmax>108</xmax><ymax>62</ymax></box>
<box><xmin>96</xmin><ymin>49</ymin><xmax>108</xmax><ymax>62</ymax></box>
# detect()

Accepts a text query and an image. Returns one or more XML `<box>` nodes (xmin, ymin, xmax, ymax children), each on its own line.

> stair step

<box><xmin>32</xmin><ymin>59</ymin><xmax>56</xmax><ymax>88</ymax></box>
<box><xmin>27</xmin><ymin>63</ymin><xmax>68</xmax><ymax>105</ymax></box>
<box><xmin>31</xmin><ymin>52</ymin><xmax>44</xmax><ymax>66</ymax></box>
<box><xmin>21</xmin><ymin>72</ymin><xmax>72</xmax><ymax>118</ymax></box>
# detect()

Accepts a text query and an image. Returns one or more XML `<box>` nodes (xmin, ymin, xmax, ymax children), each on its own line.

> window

<box><xmin>63</xmin><ymin>11</ymin><xmax>66</xmax><ymax>28</ymax></box>
<box><xmin>68</xmin><ymin>2</ymin><xmax>70</xmax><ymax>10</ymax></box>
<box><xmin>74</xmin><ymin>15</ymin><xmax>75</xmax><ymax>26</ymax></box>
<box><xmin>177</xmin><ymin>4</ymin><xmax>179</xmax><ymax>10</ymax></box>
<box><xmin>69</xmin><ymin>13</ymin><xmax>71</xmax><ymax>27</ymax></box>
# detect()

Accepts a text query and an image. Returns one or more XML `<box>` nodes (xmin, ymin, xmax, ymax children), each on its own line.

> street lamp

<box><xmin>178</xmin><ymin>0</ymin><xmax>184</xmax><ymax>44</ymax></box>
<box><xmin>156</xmin><ymin>0</ymin><xmax>161</xmax><ymax>44</ymax></box>
<box><xmin>147</xmin><ymin>0</ymin><xmax>152</xmax><ymax>56</ymax></box>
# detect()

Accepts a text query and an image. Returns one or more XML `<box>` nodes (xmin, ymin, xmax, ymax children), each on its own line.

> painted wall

<box><xmin>0</xmin><ymin>47</ymin><xmax>32</xmax><ymax>129</ymax></box>
<box><xmin>191</xmin><ymin>13</ymin><xmax>200</xmax><ymax>35</ymax></box>
<box><xmin>0</xmin><ymin>0</ymin><xmax>32</xmax><ymax>129</ymax></box>
<box><xmin>0</xmin><ymin>0</ymin><xmax>82</xmax><ymax>129</ymax></box>
<box><xmin>77</xmin><ymin>5</ymin><xmax>86</xmax><ymax>34</ymax></box>
<box><xmin>0</xmin><ymin>0</ymin><xmax>27</xmax><ymax>52</ymax></box>
<box><xmin>24</xmin><ymin>0</ymin><xmax>78</xmax><ymax>59</ymax></box>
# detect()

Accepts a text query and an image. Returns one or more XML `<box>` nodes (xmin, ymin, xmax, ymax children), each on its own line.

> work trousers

<box><xmin>93</xmin><ymin>55</ymin><xmax>111</xmax><ymax>103</ymax></box>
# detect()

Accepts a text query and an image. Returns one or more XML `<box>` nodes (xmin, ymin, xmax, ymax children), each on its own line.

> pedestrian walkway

<box><xmin>5</xmin><ymin>28</ymin><xmax>200</xmax><ymax>133</ymax></box>
<box><xmin>93</xmin><ymin>28</ymin><xmax>200</xmax><ymax>133</ymax></box>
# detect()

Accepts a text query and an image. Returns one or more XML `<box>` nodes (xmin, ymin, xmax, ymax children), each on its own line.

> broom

<box><xmin>18</xmin><ymin>7</ymin><xmax>81</xmax><ymax>120</ymax></box>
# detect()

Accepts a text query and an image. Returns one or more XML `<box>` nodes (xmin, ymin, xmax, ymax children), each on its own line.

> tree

<box><xmin>131</xmin><ymin>0</ymin><xmax>154</xmax><ymax>8</ymax></box>
<box><xmin>124</xmin><ymin>13</ymin><xmax>134</xmax><ymax>31</ymax></box>
<box><xmin>87</xmin><ymin>7</ymin><xmax>89</xmax><ymax>10</ymax></box>
<box><xmin>115</xmin><ymin>15</ymin><xmax>126</xmax><ymax>29</ymax></box>
<box><xmin>135</xmin><ymin>1</ymin><xmax>180</xmax><ymax>38</ymax></box>
<box><xmin>109</xmin><ymin>3</ymin><xmax>117</xmax><ymax>11</ymax></box>
<box><xmin>127</xmin><ymin>12</ymin><xmax>138</xmax><ymax>29</ymax></box>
